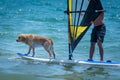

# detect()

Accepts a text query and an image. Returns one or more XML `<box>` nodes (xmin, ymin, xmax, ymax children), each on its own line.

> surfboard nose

<box><xmin>16</xmin><ymin>39</ymin><xmax>19</xmax><ymax>42</ymax></box>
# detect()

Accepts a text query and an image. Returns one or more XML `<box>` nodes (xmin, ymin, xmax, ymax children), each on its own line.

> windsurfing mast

<box><xmin>65</xmin><ymin>0</ymin><xmax>104</xmax><ymax>60</ymax></box>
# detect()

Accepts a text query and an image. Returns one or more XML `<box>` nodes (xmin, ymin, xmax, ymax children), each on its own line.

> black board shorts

<box><xmin>91</xmin><ymin>24</ymin><xmax>106</xmax><ymax>43</ymax></box>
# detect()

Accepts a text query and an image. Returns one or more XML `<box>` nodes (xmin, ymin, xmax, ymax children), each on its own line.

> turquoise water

<box><xmin>0</xmin><ymin>0</ymin><xmax>120</xmax><ymax>80</ymax></box>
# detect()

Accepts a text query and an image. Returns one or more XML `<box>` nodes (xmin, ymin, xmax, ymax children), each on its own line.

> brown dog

<box><xmin>16</xmin><ymin>34</ymin><xmax>55</xmax><ymax>59</ymax></box>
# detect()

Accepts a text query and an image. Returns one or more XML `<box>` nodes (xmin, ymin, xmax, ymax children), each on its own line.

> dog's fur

<box><xmin>16</xmin><ymin>34</ymin><xmax>55</xmax><ymax>59</ymax></box>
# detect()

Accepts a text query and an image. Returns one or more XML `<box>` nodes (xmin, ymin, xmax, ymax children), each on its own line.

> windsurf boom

<box><xmin>65</xmin><ymin>0</ymin><xmax>104</xmax><ymax>60</ymax></box>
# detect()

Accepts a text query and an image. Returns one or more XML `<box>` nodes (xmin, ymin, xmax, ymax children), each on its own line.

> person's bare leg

<box><xmin>97</xmin><ymin>40</ymin><xmax>104</xmax><ymax>61</ymax></box>
<box><xmin>89</xmin><ymin>42</ymin><xmax>96</xmax><ymax>60</ymax></box>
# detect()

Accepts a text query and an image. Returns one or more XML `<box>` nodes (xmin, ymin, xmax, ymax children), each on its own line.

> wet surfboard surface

<box><xmin>17</xmin><ymin>53</ymin><xmax>120</xmax><ymax>67</ymax></box>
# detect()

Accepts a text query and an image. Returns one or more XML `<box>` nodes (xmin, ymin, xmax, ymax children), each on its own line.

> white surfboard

<box><xmin>17</xmin><ymin>53</ymin><xmax>120</xmax><ymax>67</ymax></box>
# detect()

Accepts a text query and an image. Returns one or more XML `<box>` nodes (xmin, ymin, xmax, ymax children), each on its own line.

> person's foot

<box><xmin>87</xmin><ymin>59</ymin><xmax>93</xmax><ymax>61</ymax></box>
<box><xmin>100</xmin><ymin>59</ymin><xmax>104</xmax><ymax>62</ymax></box>
<box><xmin>106</xmin><ymin>60</ymin><xmax>112</xmax><ymax>62</ymax></box>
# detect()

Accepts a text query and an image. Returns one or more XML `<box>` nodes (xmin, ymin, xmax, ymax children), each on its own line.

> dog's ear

<box><xmin>21</xmin><ymin>36</ymin><xmax>26</xmax><ymax>42</ymax></box>
<box><xmin>24</xmin><ymin>34</ymin><xmax>33</xmax><ymax>45</ymax></box>
<box><xmin>28</xmin><ymin>34</ymin><xmax>34</xmax><ymax>40</ymax></box>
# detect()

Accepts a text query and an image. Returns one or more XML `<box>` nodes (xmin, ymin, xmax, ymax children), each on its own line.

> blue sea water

<box><xmin>0</xmin><ymin>0</ymin><xmax>120</xmax><ymax>80</ymax></box>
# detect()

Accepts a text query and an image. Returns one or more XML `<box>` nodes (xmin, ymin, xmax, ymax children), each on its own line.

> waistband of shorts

<box><xmin>94</xmin><ymin>24</ymin><xmax>105</xmax><ymax>27</ymax></box>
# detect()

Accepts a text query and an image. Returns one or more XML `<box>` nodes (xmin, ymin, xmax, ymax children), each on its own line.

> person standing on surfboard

<box><xmin>88</xmin><ymin>11</ymin><xmax>106</xmax><ymax>62</ymax></box>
